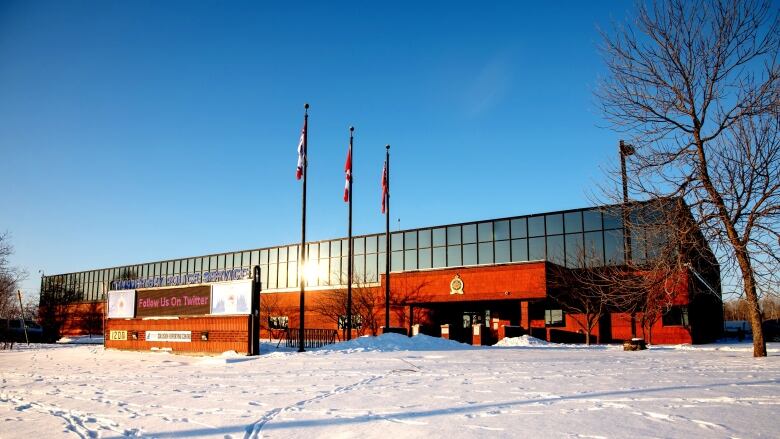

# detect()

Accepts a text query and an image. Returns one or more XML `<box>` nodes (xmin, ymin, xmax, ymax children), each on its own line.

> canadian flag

<box><xmin>344</xmin><ymin>145</ymin><xmax>352</xmax><ymax>202</ymax></box>
<box><xmin>381</xmin><ymin>160</ymin><xmax>388</xmax><ymax>214</ymax></box>
<box><xmin>296</xmin><ymin>118</ymin><xmax>307</xmax><ymax>180</ymax></box>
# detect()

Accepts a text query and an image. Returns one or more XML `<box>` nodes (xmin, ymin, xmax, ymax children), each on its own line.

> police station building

<box><xmin>39</xmin><ymin>199</ymin><xmax>723</xmax><ymax>354</ymax></box>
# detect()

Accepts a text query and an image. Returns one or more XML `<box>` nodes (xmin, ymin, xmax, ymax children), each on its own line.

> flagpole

<box><xmin>298</xmin><ymin>103</ymin><xmax>309</xmax><ymax>353</ymax></box>
<box><xmin>346</xmin><ymin>126</ymin><xmax>354</xmax><ymax>341</ymax></box>
<box><xmin>384</xmin><ymin>144</ymin><xmax>391</xmax><ymax>329</ymax></box>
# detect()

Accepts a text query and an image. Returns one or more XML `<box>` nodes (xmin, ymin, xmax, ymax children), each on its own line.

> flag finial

<box><xmin>350</xmin><ymin>126</ymin><xmax>354</xmax><ymax>132</ymax></box>
<box><xmin>304</xmin><ymin>103</ymin><xmax>309</xmax><ymax>110</ymax></box>
<box><xmin>386</xmin><ymin>144</ymin><xmax>390</xmax><ymax>150</ymax></box>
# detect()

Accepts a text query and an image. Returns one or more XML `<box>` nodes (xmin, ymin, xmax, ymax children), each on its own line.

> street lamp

<box><xmin>620</xmin><ymin>140</ymin><xmax>636</xmax><ymax>338</ymax></box>
<box><xmin>619</xmin><ymin>140</ymin><xmax>635</xmax><ymax>263</ymax></box>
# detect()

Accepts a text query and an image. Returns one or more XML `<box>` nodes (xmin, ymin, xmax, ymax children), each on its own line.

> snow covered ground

<box><xmin>1</xmin><ymin>335</ymin><xmax>778</xmax><ymax>438</ymax></box>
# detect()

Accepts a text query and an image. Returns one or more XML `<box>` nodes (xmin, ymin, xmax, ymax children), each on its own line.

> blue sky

<box><xmin>0</xmin><ymin>1</ymin><xmax>638</xmax><ymax>298</ymax></box>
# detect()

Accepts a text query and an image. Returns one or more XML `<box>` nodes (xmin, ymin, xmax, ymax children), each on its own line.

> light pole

<box><xmin>620</xmin><ymin>140</ymin><xmax>636</xmax><ymax>337</ymax></box>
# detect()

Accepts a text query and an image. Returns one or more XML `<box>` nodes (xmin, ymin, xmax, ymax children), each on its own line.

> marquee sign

<box><xmin>135</xmin><ymin>285</ymin><xmax>211</xmax><ymax>317</ymax></box>
<box><xmin>111</xmin><ymin>267</ymin><xmax>251</xmax><ymax>290</ymax></box>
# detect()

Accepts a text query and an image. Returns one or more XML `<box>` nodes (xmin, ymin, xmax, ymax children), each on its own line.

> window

<box><xmin>662</xmin><ymin>306</ymin><xmax>689</xmax><ymax>326</ymax></box>
<box><xmin>564</xmin><ymin>211</ymin><xmax>583</xmax><ymax>233</ymax></box>
<box><xmin>365</xmin><ymin>254</ymin><xmax>378</xmax><ymax>282</ymax></box>
<box><xmin>545</xmin><ymin>309</ymin><xmax>565</xmax><ymax>326</ymax></box>
<box><xmin>495</xmin><ymin>240</ymin><xmax>510</xmax><ymax>263</ymax></box>
<box><xmin>433</xmin><ymin>228</ymin><xmax>446</xmax><ymax>246</ymax></box>
<box><xmin>528</xmin><ymin>216</ymin><xmax>545</xmax><ymax>237</ymax></box>
<box><xmin>494</xmin><ymin>220</ymin><xmax>510</xmax><ymax>240</ymax></box>
<box><xmin>392</xmin><ymin>251</ymin><xmax>403</xmax><ymax>271</ymax></box>
<box><xmin>418</xmin><ymin>248</ymin><xmax>432</xmax><ymax>269</ymax></box>
<box><xmin>354</xmin><ymin>237</ymin><xmax>365</xmax><ymax>254</ymax></box>
<box><xmin>565</xmin><ymin>233</ymin><xmax>584</xmax><ymax>268</ymax></box>
<box><xmin>269</xmin><ymin>316</ymin><xmax>289</xmax><ymax>329</ymax></box>
<box><xmin>529</xmin><ymin>237</ymin><xmax>545</xmax><ymax>260</ymax></box>
<box><xmin>583</xmin><ymin>210</ymin><xmax>602</xmax><ymax>231</ymax></box>
<box><xmin>546</xmin><ymin>235</ymin><xmax>565</xmax><ymax>265</ymax></box>
<box><xmin>366</xmin><ymin>236</ymin><xmax>377</xmax><ymax>253</ymax></box>
<box><xmin>392</xmin><ymin>232</ymin><xmax>404</xmax><ymax>251</ymax></box>
<box><xmin>338</xmin><ymin>315</ymin><xmax>363</xmax><ymax>329</ymax></box>
<box><xmin>511</xmin><ymin>239</ymin><xmax>528</xmax><ymax>262</ymax></box>
<box><xmin>462</xmin><ymin>224</ymin><xmax>477</xmax><ymax>244</ymax></box>
<box><xmin>545</xmin><ymin>214</ymin><xmax>563</xmax><ymax>235</ymax></box>
<box><xmin>463</xmin><ymin>243</ymin><xmax>477</xmax><ymax>265</ymax></box>
<box><xmin>447</xmin><ymin>226</ymin><xmax>461</xmax><ymax>245</ymax></box>
<box><xmin>584</xmin><ymin>231</ymin><xmax>605</xmax><ymax>267</ymax></box>
<box><xmin>404</xmin><ymin>249</ymin><xmax>417</xmax><ymax>270</ymax></box>
<box><xmin>478</xmin><ymin>222</ymin><xmax>493</xmax><ymax>242</ymax></box>
<box><xmin>354</xmin><ymin>254</ymin><xmax>365</xmax><ymax>282</ymax></box>
<box><xmin>404</xmin><ymin>231</ymin><xmax>417</xmax><ymax>250</ymax></box>
<box><xmin>447</xmin><ymin>245</ymin><xmax>462</xmax><ymax>266</ymax></box>
<box><xmin>604</xmin><ymin>229</ymin><xmax>624</xmax><ymax>265</ymax></box>
<box><xmin>418</xmin><ymin>229</ymin><xmax>432</xmax><ymax>248</ymax></box>
<box><xmin>603</xmin><ymin>208</ymin><xmax>623</xmax><ymax>229</ymax></box>
<box><xmin>433</xmin><ymin>247</ymin><xmax>447</xmax><ymax>268</ymax></box>
<box><xmin>511</xmin><ymin>218</ymin><xmax>527</xmax><ymax>238</ymax></box>
<box><xmin>478</xmin><ymin>242</ymin><xmax>494</xmax><ymax>264</ymax></box>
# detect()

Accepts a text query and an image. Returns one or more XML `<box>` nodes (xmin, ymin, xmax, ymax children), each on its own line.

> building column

<box><xmin>520</xmin><ymin>301</ymin><xmax>529</xmax><ymax>333</ymax></box>
<box><xmin>408</xmin><ymin>305</ymin><xmax>414</xmax><ymax>337</ymax></box>
<box><xmin>472</xmin><ymin>323</ymin><xmax>482</xmax><ymax>346</ymax></box>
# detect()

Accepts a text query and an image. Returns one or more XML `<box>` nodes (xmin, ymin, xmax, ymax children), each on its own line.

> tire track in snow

<box><xmin>243</xmin><ymin>373</ymin><xmax>384</xmax><ymax>439</ymax></box>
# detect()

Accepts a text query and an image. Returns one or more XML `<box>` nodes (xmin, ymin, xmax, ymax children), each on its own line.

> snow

<box><xmin>1</xmin><ymin>335</ymin><xmax>778</xmax><ymax>438</ymax></box>
<box><xmin>494</xmin><ymin>335</ymin><xmax>554</xmax><ymax>347</ymax></box>
<box><xmin>55</xmin><ymin>335</ymin><xmax>104</xmax><ymax>345</ymax></box>
<box><xmin>317</xmin><ymin>333</ymin><xmax>474</xmax><ymax>353</ymax></box>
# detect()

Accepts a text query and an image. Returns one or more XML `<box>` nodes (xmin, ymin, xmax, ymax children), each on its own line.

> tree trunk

<box><xmin>693</xmin><ymin>130</ymin><xmax>767</xmax><ymax>357</ymax></box>
<box><xmin>735</xmin><ymin>249</ymin><xmax>767</xmax><ymax>357</ymax></box>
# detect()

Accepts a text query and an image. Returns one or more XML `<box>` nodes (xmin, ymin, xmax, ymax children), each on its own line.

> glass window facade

<box><xmin>43</xmin><ymin>204</ymin><xmax>658</xmax><ymax>301</ymax></box>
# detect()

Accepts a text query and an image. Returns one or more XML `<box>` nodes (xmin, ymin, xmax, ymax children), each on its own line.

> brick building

<box><xmin>39</xmin><ymin>200</ymin><xmax>723</xmax><ymax>354</ymax></box>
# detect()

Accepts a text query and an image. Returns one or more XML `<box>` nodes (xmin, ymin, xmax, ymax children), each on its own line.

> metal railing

<box><xmin>284</xmin><ymin>328</ymin><xmax>339</xmax><ymax>349</ymax></box>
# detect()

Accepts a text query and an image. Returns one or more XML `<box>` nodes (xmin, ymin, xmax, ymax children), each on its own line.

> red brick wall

<box><xmin>58</xmin><ymin>302</ymin><xmax>106</xmax><ymax>336</ymax></box>
<box><xmin>105</xmin><ymin>316</ymin><xmax>250</xmax><ymax>354</ymax></box>
<box><xmin>610</xmin><ymin>312</ymin><xmax>692</xmax><ymax>344</ymax></box>
<box><xmin>388</xmin><ymin>262</ymin><xmax>547</xmax><ymax>304</ymax></box>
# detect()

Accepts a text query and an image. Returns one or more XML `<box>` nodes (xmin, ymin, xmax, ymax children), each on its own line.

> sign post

<box><xmin>250</xmin><ymin>265</ymin><xmax>262</xmax><ymax>356</ymax></box>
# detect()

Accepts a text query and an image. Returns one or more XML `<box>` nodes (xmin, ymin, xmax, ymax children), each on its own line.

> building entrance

<box><xmin>424</xmin><ymin>300</ymin><xmax>520</xmax><ymax>345</ymax></box>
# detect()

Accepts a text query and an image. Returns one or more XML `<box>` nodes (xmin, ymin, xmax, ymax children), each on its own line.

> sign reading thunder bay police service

<box><xmin>135</xmin><ymin>285</ymin><xmax>211</xmax><ymax>317</ymax></box>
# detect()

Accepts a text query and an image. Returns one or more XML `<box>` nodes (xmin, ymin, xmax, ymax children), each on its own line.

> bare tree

<box><xmin>389</xmin><ymin>277</ymin><xmax>432</xmax><ymax>331</ymax></box>
<box><xmin>38</xmin><ymin>275</ymin><xmax>81</xmax><ymax>341</ymax></box>
<box><xmin>598</xmin><ymin>0</ymin><xmax>780</xmax><ymax>356</ymax></box>
<box><xmin>0</xmin><ymin>233</ymin><xmax>27</xmax><ymax>319</ymax></box>
<box><xmin>547</xmin><ymin>261</ymin><xmax>608</xmax><ymax>345</ymax></box>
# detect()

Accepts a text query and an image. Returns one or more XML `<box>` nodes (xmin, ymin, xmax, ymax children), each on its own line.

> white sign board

<box><xmin>107</xmin><ymin>290</ymin><xmax>136</xmax><ymax>318</ymax></box>
<box><xmin>145</xmin><ymin>331</ymin><xmax>192</xmax><ymax>342</ymax></box>
<box><xmin>210</xmin><ymin>280</ymin><xmax>252</xmax><ymax>315</ymax></box>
